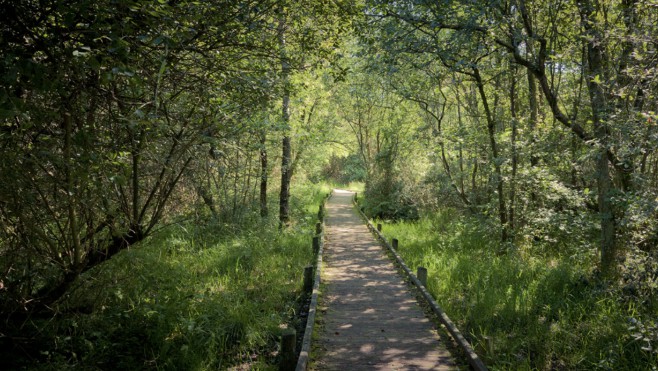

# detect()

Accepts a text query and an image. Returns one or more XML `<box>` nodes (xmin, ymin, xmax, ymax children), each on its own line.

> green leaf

<box><xmin>592</xmin><ymin>74</ymin><xmax>602</xmax><ymax>84</ymax></box>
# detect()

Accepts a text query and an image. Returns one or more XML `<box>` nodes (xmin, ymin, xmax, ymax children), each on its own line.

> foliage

<box><xmin>1</xmin><ymin>181</ymin><xmax>327</xmax><ymax>370</ymax></box>
<box><xmin>0</xmin><ymin>0</ymin><xmax>282</xmax><ymax>316</ymax></box>
<box><xmin>321</xmin><ymin>154</ymin><xmax>366</xmax><ymax>185</ymax></box>
<box><xmin>363</xmin><ymin>166</ymin><xmax>419</xmax><ymax>221</ymax></box>
<box><xmin>0</xmin><ymin>0</ymin><xmax>358</xmax><ymax>323</ymax></box>
<box><xmin>362</xmin><ymin>0</ymin><xmax>658</xmax><ymax>270</ymax></box>
<box><xmin>3</xmin><ymin>0</ymin><xmax>658</xmax><ymax>367</ymax></box>
<box><xmin>0</xmin><ymin>0</ymin><xmax>352</xmax><ymax>362</ymax></box>
<box><xmin>379</xmin><ymin>209</ymin><xmax>658</xmax><ymax>370</ymax></box>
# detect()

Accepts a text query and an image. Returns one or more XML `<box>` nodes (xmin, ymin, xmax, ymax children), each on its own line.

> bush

<box><xmin>1</xmin><ymin>183</ymin><xmax>329</xmax><ymax>370</ymax></box>
<box><xmin>363</xmin><ymin>175</ymin><xmax>419</xmax><ymax>221</ymax></box>
<box><xmin>320</xmin><ymin>154</ymin><xmax>366</xmax><ymax>185</ymax></box>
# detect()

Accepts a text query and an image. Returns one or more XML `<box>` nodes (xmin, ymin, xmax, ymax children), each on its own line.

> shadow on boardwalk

<box><xmin>313</xmin><ymin>189</ymin><xmax>455</xmax><ymax>370</ymax></box>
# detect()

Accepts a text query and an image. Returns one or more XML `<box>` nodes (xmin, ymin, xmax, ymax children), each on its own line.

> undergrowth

<box><xmin>376</xmin><ymin>208</ymin><xmax>658</xmax><ymax>370</ymax></box>
<box><xmin>3</xmin><ymin>182</ymin><xmax>331</xmax><ymax>370</ymax></box>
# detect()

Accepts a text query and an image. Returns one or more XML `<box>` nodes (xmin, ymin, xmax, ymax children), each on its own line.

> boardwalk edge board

<box><xmin>353</xmin><ymin>195</ymin><xmax>488</xmax><ymax>371</ymax></box>
<box><xmin>295</xmin><ymin>192</ymin><xmax>331</xmax><ymax>371</ymax></box>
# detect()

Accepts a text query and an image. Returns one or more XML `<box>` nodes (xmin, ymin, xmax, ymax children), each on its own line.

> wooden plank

<box><xmin>355</xmin><ymin>196</ymin><xmax>488</xmax><ymax>371</ymax></box>
<box><xmin>313</xmin><ymin>190</ymin><xmax>456</xmax><ymax>370</ymax></box>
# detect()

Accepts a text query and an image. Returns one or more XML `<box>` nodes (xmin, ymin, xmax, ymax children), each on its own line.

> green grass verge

<box><xmin>376</xmin><ymin>208</ymin><xmax>658</xmax><ymax>370</ymax></box>
<box><xmin>14</xmin><ymin>182</ymin><xmax>330</xmax><ymax>370</ymax></box>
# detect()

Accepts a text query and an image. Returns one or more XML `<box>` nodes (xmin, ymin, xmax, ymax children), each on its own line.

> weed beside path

<box><xmin>3</xmin><ymin>183</ymin><xmax>331</xmax><ymax>370</ymax></box>
<box><xmin>376</xmin><ymin>209</ymin><xmax>658</xmax><ymax>370</ymax></box>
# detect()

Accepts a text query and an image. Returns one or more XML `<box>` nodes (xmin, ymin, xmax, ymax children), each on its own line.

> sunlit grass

<box><xmin>343</xmin><ymin>181</ymin><xmax>365</xmax><ymax>193</ymax></box>
<box><xmin>29</xmin><ymin>183</ymin><xmax>328</xmax><ymax>370</ymax></box>
<box><xmin>377</xmin><ymin>208</ymin><xmax>658</xmax><ymax>370</ymax></box>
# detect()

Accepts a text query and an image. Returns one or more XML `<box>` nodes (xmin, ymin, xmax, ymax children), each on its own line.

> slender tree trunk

<box><xmin>64</xmin><ymin>112</ymin><xmax>81</xmax><ymax>271</ymax></box>
<box><xmin>570</xmin><ymin>43</ymin><xmax>587</xmax><ymax>187</ymax></box>
<box><xmin>243</xmin><ymin>146</ymin><xmax>253</xmax><ymax>209</ymax></box>
<box><xmin>457</xmin><ymin>103</ymin><xmax>466</xmax><ymax>197</ymax></box>
<box><xmin>260</xmin><ymin>130</ymin><xmax>268</xmax><ymax>218</ymax></box>
<box><xmin>131</xmin><ymin>133</ymin><xmax>141</xmax><ymax>225</ymax></box>
<box><xmin>527</xmin><ymin>70</ymin><xmax>539</xmax><ymax>168</ymax></box>
<box><xmin>278</xmin><ymin>13</ymin><xmax>292</xmax><ymax>227</ymax></box>
<box><xmin>453</xmin><ymin>85</ymin><xmax>472</xmax><ymax>205</ymax></box>
<box><xmin>579</xmin><ymin>0</ymin><xmax>617</xmax><ymax>275</ymax></box>
<box><xmin>471</xmin><ymin>159</ymin><xmax>478</xmax><ymax>198</ymax></box>
<box><xmin>232</xmin><ymin>140</ymin><xmax>240</xmax><ymax>217</ymax></box>
<box><xmin>417</xmin><ymin>94</ymin><xmax>470</xmax><ymax>205</ymax></box>
<box><xmin>474</xmin><ymin>68</ymin><xmax>508</xmax><ymax>242</ymax></box>
<box><xmin>509</xmin><ymin>63</ymin><xmax>518</xmax><ymax>237</ymax></box>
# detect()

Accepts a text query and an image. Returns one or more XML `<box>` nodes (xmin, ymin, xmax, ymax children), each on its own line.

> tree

<box><xmin>363</xmin><ymin>0</ymin><xmax>658</xmax><ymax>271</ymax></box>
<box><xmin>274</xmin><ymin>0</ymin><xmax>359</xmax><ymax>226</ymax></box>
<box><xmin>0</xmin><ymin>0</ymin><xmax>284</xmax><ymax>317</ymax></box>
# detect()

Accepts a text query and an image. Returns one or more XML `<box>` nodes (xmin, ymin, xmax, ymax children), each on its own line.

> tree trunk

<box><xmin>509</xmin><ymin>62</ymin><xmax>518</xmax><ymax>237</ymax></box>
<box><xmin>63</xmin><ymin>112</ymin><xmax>82</xmax><ymax>271</ymax></box>
<box><xmin>527</xmin><ymin>70</ymin><xmax>539</xmax><ymax>168</ymax></box>
<box><xmin>579</xmin><ymin>0</ymin><xmax>617</xmax><ymax>275</ymax></box>
<box><xmin>260</xmin><ymin>130</ymin><xmax>268</xmax><ymax>218</ymax></box>
<box><xmin>474</xmin><ymin>68</ymin><xmax>509</xmax><ymax>243</ymax></box>
<box><xmin>278</xmin><ymin>13</ymin><xmax>292</xmax><ymax>227</ymax></box>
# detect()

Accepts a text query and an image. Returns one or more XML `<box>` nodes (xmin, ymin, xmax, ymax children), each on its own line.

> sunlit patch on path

<box><xmin>313</xmin><ymin>189</ymin><xmax>455</xmax><ymax>370</ymax></box>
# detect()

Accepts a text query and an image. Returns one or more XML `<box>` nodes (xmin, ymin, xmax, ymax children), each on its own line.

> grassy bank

<box><xmin>6</xmin><ymin>183</ymin><xmax>331</xmax><ymax>370</ymax></box>
<box><xmin>375</xmin><ymin>208</ymin><xmax>657</xmax><ymax>370</ymax></box>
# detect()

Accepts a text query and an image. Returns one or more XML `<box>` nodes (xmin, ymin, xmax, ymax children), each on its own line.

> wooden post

<box><xmin>377</xmin><ymin>223</ymin><xmax>382</xmax><ymax>232</ymax></box>
<box><xmin>354</xmin><ymin>192</ymin><xmax>358</xmax><ymax>201</ymax></box>
<box><xmin>312</xmin><ymin>236</ymin><xmax>320</xmax><ymax>255</ymax></box>
<box><xmin>417</xmin><ymin>267</ymin><xmax>428</xmax><ymax>287</ymax></box>
<box><xmin>315</xmin><ymin>222</ymin><xmax>322</xmax><ymax>235</ymax></box>
<box><xmin>318</xmin><ymin>204</ymin><xmax>324</xmax><ymax>220</ymax></box>
<box><xmin>279</xmin><ymin>329</ymin><xmax>296</xmax><ymax>371</ymax></box>
<box><xmin>484</xmin><ymin>335</ymin><xmax>494</xmax><ymax>357</ymax></box>
<box><xmin>392</xmin><ymin>238</ymin><xmax>398</xmax><ymax>249</ymax></box>
<box><xmin>303</xmin><ymin>265</ymin><xmax>313</xmax><ymax>293</ymax></box>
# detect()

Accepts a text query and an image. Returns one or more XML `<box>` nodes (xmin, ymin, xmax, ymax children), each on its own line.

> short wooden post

<box><xmin>318</xmin><ymin>204</ymin><xmax>324</xmax><ymax>220</ymax></box>
<box><xmin>417</xmin><ymin>267</ymin><xmax>428</xmax><ymax>287</ymax></box>
<box><xmin>303</xmin><ymin>265</ymin><xmax>313</xmax><ymax>293</ymax></box>
<box><xmin>484</xmin><ymin>335</ymin><xmax>494</xmax><ymax>356</ymax></box>
<box><xmin>354</xmin><ymin>192</ymin><xmax>358</xmax><ymax>201</ymax></box>
<box><xmin>279</xmin><ymin>329</ymin><xmax>296</xmax><ymax>371</ymax></box>
<box><xmin>312</xmin><ymin>236</ymin><xmax>320</xmax><ymax>255</ymax></box>
<box><xmin>377</xmin><ymin>223</ymin><xmax>382</xmax><ymax>232</ymax></box>
<box><xmin>315</xmin><ymin>222</ymin><xmax>322</xmax><ymax>235</ymax></box>
<box><xmin>392</xmin><ymin>238</ymin><xmax>398</xmax><ymax>249</ymax></box>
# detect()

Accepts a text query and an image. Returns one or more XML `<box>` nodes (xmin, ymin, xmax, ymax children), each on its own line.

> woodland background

<box><xmin>1</xmin><ymin>0</ymin><xmax>657</xmax><ymax>369</ymax></box>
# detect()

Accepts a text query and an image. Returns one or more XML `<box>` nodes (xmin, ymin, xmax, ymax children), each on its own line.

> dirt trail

<box><xmin>313</xmin><ymin>189</ymin><xmax>455</xmax><ymax>370</ymax></box>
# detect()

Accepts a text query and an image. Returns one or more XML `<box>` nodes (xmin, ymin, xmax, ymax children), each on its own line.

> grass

<box><xmin>10</xmin><ymin>182</ymin><xmax>330</xmax><ymax>370</ymax></box>
<box><xmin>374</xmin><ymin>208</ymin><xmax>658</xmax><ymax>370</ymax></box>
<box><xmin>341</xmin><ymin>181</ymin><xmax>365</xmax><ymax>193</ymax></box>
<box><xmin>321</xmin><ymin>181</ymin><xmax>364</xmax><ymax>194</ymax></box>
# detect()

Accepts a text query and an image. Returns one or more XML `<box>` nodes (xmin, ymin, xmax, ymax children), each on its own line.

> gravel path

<box><xmin>313</xmin><ymin>189</ymin><xmax>455</xmax><ymax>370</ymax></box>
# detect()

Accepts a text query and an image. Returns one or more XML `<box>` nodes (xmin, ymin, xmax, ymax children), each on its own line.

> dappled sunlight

<box><xmin>316</xmin><ymin>190</ymin><xmax>455</xmax><ymax>369</ymax></box>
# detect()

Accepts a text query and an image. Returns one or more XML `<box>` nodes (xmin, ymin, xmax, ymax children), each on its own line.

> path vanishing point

<box><xmin>312</xmin><ymin>189</ymin><xmax>456</xmax><ymax>370</ymax></box>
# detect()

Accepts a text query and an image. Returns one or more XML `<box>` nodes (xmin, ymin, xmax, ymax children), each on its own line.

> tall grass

<box><xmin>377</xmin><ymin>208</ymin><xmax>658</xmax><ymax>370</ymax></box>
<box><xmin>11</xmin><ymin>182</ymin><xmax>329</xmax><ymax>370</ymax></box>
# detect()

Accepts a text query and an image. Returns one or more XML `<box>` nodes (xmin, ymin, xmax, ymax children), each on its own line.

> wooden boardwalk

<box><xmin>313</xmin><ymin>190</ymin><xmax>455</xmax><ymax>370</ymax></box>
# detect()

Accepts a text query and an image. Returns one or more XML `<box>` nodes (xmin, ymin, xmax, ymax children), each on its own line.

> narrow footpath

<box><xmin>313</xmin><ymin>189</ymin><xmax>455</xmax><ymax>370</ymax></box>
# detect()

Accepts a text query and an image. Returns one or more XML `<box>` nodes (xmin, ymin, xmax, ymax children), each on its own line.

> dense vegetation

<box><xmin>2</xmin><ymin>0</ymin><xmax>658</xmax><ymax>369</ymax></box>
<box><xmin>375</xmin><ymin>209</ymin><xmax>657</xmax><ymax>369</ymax></box>
<box><xmin>2</xmin><ymin>182</ymin><xmax>329</xmax><ymax>369</ymax></box>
